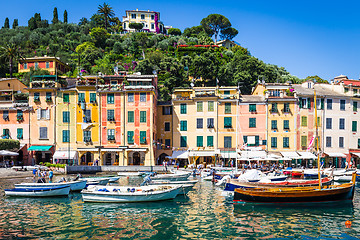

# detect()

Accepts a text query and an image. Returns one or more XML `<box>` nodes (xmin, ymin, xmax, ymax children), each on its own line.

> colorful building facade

<box><xmin>18</xmin><ymin>56</ymin><xmax>71</xmax><ymax>75</ymax></box>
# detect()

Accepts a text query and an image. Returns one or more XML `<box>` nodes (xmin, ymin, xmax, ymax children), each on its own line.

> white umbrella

<box><xmin>0</xmin><ymin>150</ymin><xmax>19</xmax><ymax>156</ymax></box>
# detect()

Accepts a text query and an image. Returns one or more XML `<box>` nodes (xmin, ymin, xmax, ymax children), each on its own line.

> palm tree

<box><xmin>0</xmin><ymin>43</ymin><xmax>23</xmax><ymax>78</ymax></box>
<box><xmin>97</xmin><ymin>3</ymin><xmax>115</xmax><ymax>30</ymax></box>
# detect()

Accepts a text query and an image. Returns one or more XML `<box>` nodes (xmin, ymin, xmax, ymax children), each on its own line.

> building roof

<box><xmin>239</xmin><ymin>95</ymin><xmax>265</xmax><ymax>103</ymax></box>
<box><xmin>342</xmin><ymin>80</ymin><xmax>360</xmax><ymax>87</ymax></box>
<box><xmin>292</xmin><ymin>84</ymin><xmax>346</xmax><ymax>97</ymax></box>
<box><xmin>157</xmin><ymin>101</ymin><xmax>172</xmax><ymax>106</ymax></box>
<box><xmin>126</xmin><ymin>9</ymin><xmax>157</xmax><ymax>14</ymax></box>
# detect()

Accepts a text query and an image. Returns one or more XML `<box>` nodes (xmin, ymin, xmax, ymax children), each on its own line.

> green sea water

<box><xmin>0</xmin><ymin>176</ymin><xmax>359</xmax><ymax>239</ymax></box>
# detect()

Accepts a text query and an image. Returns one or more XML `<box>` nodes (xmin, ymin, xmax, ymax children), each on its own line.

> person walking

<box><xmin>32</xmin><ymin>168</ymin><xmax>37</xmax><ymax>182</ymax></box>
<box><xmin>49</xmin><ymin>169</ymin><xmax>53</xmax><ymax>183</ymax></box>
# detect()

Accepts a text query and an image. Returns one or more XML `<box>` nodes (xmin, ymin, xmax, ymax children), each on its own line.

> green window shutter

<box><xmin>249</xmin><ymin>104</ymin><xmax>256</xmax><ymax>112</ymax></box>
<box><xmin>249</xmin><ymin>118</ymin><xmax>256</xmax><ymax>128</ymax></box>
<box><xmin>255</xmin><ymin>136</ymin><xmax>259</xmax><ymax>146</ymax></box>
<box><xmin>107</xmin><ymin>93</ymin><xmax>114</xmax><ymax>104</ymax></box>
<box><xmin>127</xmin><ymin>131</ymin><xmax>134</xmax><ymax>144</ymax></box>
<box><xmin>180</xmin><ymin>136</ymin><xmax>187</xmax><ymax>147</ymax></box>
<box><xmin>208</xmin><ymin>101</ymin><xmax>214</xmax><ymax>112</ymax></box>
<box><xmin>63</xmin><ymin>111</ymin><xmax>69</xmax><ymax>123</ymax></box>
<box><xmin>352</xmin><ymin>121</ymin><xmax>357</xmax><ymax>132</ymax></box>
<box><xmin>62</xmin><ymin>130</ymin><xmax>69</xmax><ymax>142</ymax></box>
<box><xmin>301</xmin><ymin>116</ymin><xmax>307</xmax><ymax>127</ymax></box>
<box><xmin>317</xmin><ymin>117</ymin><xmax>321</xmax><ymax>127</ymax></box>
<box><xmin>180</xmin><ymin>120</ymin><xmax>187</xmax><ymax>131</ymax></box>
<box><xmin>207</xmin><ymin>136</ymin><xmax>214</xmax><ymax>147</ymax></box>
<box><xmin>284</xmin><ymin>120</ymin><xmax>289</xmax><ymax>130</ymax></box>
<box><xmin>224</xmin><ymin>117</ymin><xmax>232</xmax><ymax>128</ymax></box>
<box><xmin>271</xmin><ymin>120</ymin><xmax>277</xmax><ymax>129</ymax></box>
<box><xmin>320</xmin><ymin>98</ymin><xmax>324</xmax><ymax>109</ymax></box>
<box><xmin>197</xmin><ymin>102</ymin><xmax>203</xmax><ymax>112</ymax></box>
<box><xmin>354</xmin><ymin>101</ymin><xmax>358</xmax><ymax>112</ymax></box>
<box><xmin>283</xmin><ymin>137</ymin><xmax>289</xmax><ymax>148</ymax></box>
<box><xmin>225</xmin><ymin>103</ymin><xmax>231</xmax><ymax>113</ymax></box>
<box><xmin>140</xmin><ymin>131</ymin><xmax>146</xmax><ymax>143</ymax></box>
<box><xmin>107</xmin><ymin>110</ymin><xmax>115</xmax><ymax>121</ymax></box>
<box><xmin>63</xmin><ymin>93</ymin><xmax>69</xmax><ymax>103</ymax></box>
<box><xmin>284</xmin><ymin>103</ymin><xmax>290</xmax><ymax>112</ymax></box>
<box><xmin>17</xmin><ymin>128</ymin><xmax>23</xmax><ymax>139</ymax></box>
<box><xmin>307</xmin><ymin>98</ymin><xmax>311</xmax><ymax>109</ymax></box>
<box><xmin>271</xmin><ymin>137</ymin><xmax>277</xmax><ymax>148</ymax></box>
<box><xmin>180</xmin><ymin>104</ymin><xmax>187</xmax><ymax>114</ymax></box>
<box><xmin>299</xmin><ymin>97</ymin><xmax>303</xmax><ymax>108</ymax></box>
<box><xmin>301</xmin><ymin>136</ymin><xmax>307</xmax><ymax>147</ymax></box>
<box><xmin>128</xmin><ymin>111</ymin><xmax>134</xmax><ymax>123</ymax></box>
<box><xmin>90</xmin><ymin>93</ymin><xmax>96</xmax><ymax>103</ymax></box>
<box><xmin>78</xmin><ymin>93</ymin><xmax>85</xmax><ymax>103</ymax></box>
<box><xmin>197</xmin><ymin>136</ymin><xmax>203</xmax><ymax>147</ymax></box>
<box><xmin>140</xmin><ymin>111</ymin><xmax>146</xmax><ymax>123</ymax></box>
<box><xmin>243</xmin><ymin>136</ymin><xmax>248</xmax><ymax>144</ymax></box>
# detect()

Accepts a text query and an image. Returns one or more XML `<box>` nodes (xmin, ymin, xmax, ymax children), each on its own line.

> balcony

<box><xmin>195</xmin><ymin>91</ymin><xmax>216</xmax><ymax>98</ymax></box>
<box><xmin>219</xmin><ymin>94</ymin><xmax>237</xmax><ymax>99</ymax></box>
<box><xmin>108</xmin><ymin>136</ymin><xmax>115</xmax><ymax>141</ymax></box>
<box><xmin>84</xmin><ymin>137</ymin><xmax>92</xmax><ymax>143</ymax></box>
<box><xmin>97</xmin><ymin>84</ymin><xmax>123</xmax><ymax>92</ymax></box>
<box><xmin>30</xmin><ymin>81</ymin><xmax>59</xmax><ymax>89</ymax></box>
<box><xmin>76</xmin><ymin>79</ymin><xmax>97</xmax><ymax>86</ymax></box>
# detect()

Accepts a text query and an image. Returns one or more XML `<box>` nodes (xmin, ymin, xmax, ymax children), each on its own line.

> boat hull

<box><xmin>15</xmin><ymin>180</ymin><xmax>87</xmax><ymax>192</ymax></box>
<box><xmin>150</xmin><ymin>172</ymin><xmax>191</xmax><ymax>181</ymax></box>
<box><xmin>5</xmin><ymin>185</ymin><xmax>70</xmax><ymax>197</ymax></box>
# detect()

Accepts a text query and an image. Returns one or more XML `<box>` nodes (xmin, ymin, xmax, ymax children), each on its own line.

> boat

<box><xmin>117</xmin><ymin>172</ymin><xmax>145</xmax><ymax>177</ymax></box>
<box><xmin>5</xmin><ymin>185</ymin><xmax>70</xmax><ymax>197</ymax></box>
<box><xmin>80</xmin><ymin>177</ymin><xmax>110</xmax><ymax>187</ymax></box>
<box><xmin>14</xmin><ymin>180</ymin><xmax>87</xmax><ymax>192</ymax></box>
<box><xmin>147</xmin><ymin>179</ymin><xmax>198</xmax><ymax>186</ymax></box>
<box><xmin>148</xmin><ymin>171</ymin><xmax>191</xmax><ymax>181</ymax></box>
<box><xmin>81</xmin><ymin>185</ymin><xmax>181</xmax><ymax>203</ymax></box>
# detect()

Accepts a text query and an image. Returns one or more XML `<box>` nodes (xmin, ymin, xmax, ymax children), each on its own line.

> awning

<box><xmin>77</xmin><ymin>148</ymin><xmax>98</xmax><ymax>152</ymax></box>
<box><xmin>172</xmin><ymin>150</ymin><xmax>189</xmax><ymax>159</ymax></box>
<box><xmin>53</xmin><ymin>151</ymin><xmax>77</xmax><ymax>159</ymax></box>
<box><xmin>126</xmin><ymin>148</ymin><xmax>147</xmax><ymax>152</ymax></box>
<box><xmin>101</xmin><ymin>148</ymin><xmax>123</xmax><ymax>152</ymax></box>
<box><xmin>0</xmin><ymin>150</ymin><xmax>19</xmax><ymax>156</ymax></box>
<box><xmin>296</xmin><ymin>152</ymin><xmax>317</xmax><ymax>159</ymax></box>
<box><xmin>220</xmin><ymin>151</ymin><xmax>238</xmax><ymax>159</ymax></box>
<box><xmin>280</xmin><ymin>151</ymin><xmax>299</xmax><ymax>159</ymax></box>
<box><xmin>326</xmin><ymin>152</ymin><xmax>347</xmax><ymax>158</ymax></box>
<box><xmin>351</xmin><ymin>152</ymin><xmax>360</xmax><ymax>158</ymax></box>
<box><xmin>28</xmin><ymin>145</ymin><xmax>52</xmax><ymax>151</ymax></box>
<box><xmin>188</xmin><ymin>150</ymin><xmax>220</xmax><ymax>157</ymax></box>
<box><xmin>239</xmin><ymin>151</ymin><xmax>267</xmax><ymax>159</ymax></box>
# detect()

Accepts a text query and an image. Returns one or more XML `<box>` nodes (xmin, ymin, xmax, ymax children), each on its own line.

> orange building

<box><xmin>18</xmin><ymin>56</ymin><xmax>71</xmax><ymax>75</ymax></box>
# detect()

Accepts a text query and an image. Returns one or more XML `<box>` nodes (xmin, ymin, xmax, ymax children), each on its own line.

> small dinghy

<box><xmin>15</xmin><ymin>180</ymin><xmax>87</xmax><ymax>192</ymax></box>
<box><xmin>148</xmin><ymin>171</ymin><xmax>191</xmax><ymax>181</ymax></box>
<box><xmin>5</xmin><ymin>185</ymin><xmax>70</xmax><ymax>197</ymax></box>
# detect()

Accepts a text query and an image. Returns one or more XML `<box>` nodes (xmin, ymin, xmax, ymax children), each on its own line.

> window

<box><xmin>317</xmin><ymin>117</ymin><xmax>321</xmax><ymax>127</ymax></box>
<box><xmin>249</xmin><ymin>118</ymin><xmax>256</xmax><ymax>128</ymax></box>
<box><xmin>17</xmin><ymin>110</ymin><xmax>24</xmax><ymax>118</ymax></box>
<box><xmin>249</xmin><ymin>104</ymin><xmax>256</xmax><ymax>112</ymax></box>
<box><xmin>162</xmin><ymin>106</ymin><xmax>172</xmax><ymax>115</ymax></box>
<box><xmin>208</xmin><ymin>101</ymin><xmax>214</xmax><ymax>112</ymax></box>
<box><xmin>354</xmin><ymin>101</ymin><xmax>358</xmax><ymax>112</ymax></box>
<box><xmin>24</xmin><ymin>63</ymin><xmax>27</xmax><ymax>69</ymax></box>
<box><xmin>352</xmin><ymin>121</ymin><xmax>357</xmax><ymax>132</ymax></box>
<box><xmin>2</xmin><ymin>110</ymin><xmax>9</xmax><ymax>120</ymax></box>
<box><xmin>327</xmin><ymin>99</ymin><xmax>332</xmax><ymax>110</ymax></box>
<box><xmin>197</xmin><ymin>118</ymin><xmax>203</xmax><ymax>129</ymax></box>
<box><xmin>197</xmin><ymin>102</ymin><xmax>203</xmax><ymax>112</ymax></box>
<box><xmin>326</xmin><ymin>118</ymin><xmax>332</xmax><ymax>129</ymax></box>
<box><xmin>63</xmin><ymin>111</ymin><xmax>70</xmax><ymax>123</ymax></box>
<box><xmin>180</xmin><ymin>136</ymin><xmax>187</xmax><ymax>147</ymax></box>
<box><xmin>141</xmin><ymin>14</ymin><xmax>145</xmax><ymax>19</ymax></box>
<box><xmin>326</xmin><ymin>137</ymin><xmax>331</xmax><ymax>147</ymax></box>
<box><xmin>39</xmin><ymin>127</ymin><xmax>48</xmax><ymax>139</ymax></box>
<box><xmin>284</xmin><ymin>120</ymin><xmax>289</xmax><ymax>130</ymax></box>
<box><xmin>34</xmin><ymin>92</ymin><xmax>40</xmax><ymax>102</ymax></box>
<box><xmin>207</xmin><ymin>118</ymin><xmax>214</xmax><ymax>128</ymax></box>
<box><xmin>271</xmin><ymin>120</ymin><xmax>277</xmax><ymax>130</ymax></box>
<box><xmin>83</xmin><ymin>130</ymin><xmax>91</xmax><ymax>142</ymax></box>
<box><xmin>63</xmin><ymin>93</ymin><xmax>69</xmax><ymax>103</ymax></box>
<box><xmin>140</xmin><ymin>93</ymin><xmax>146</xmax><ymax>102</ymax></box>
<box><xmin>111</xmin><ymin>80</ymin><xmax>117</xmax><ymax>85</ymax></box>
<box><xmin>140</xmin><ymin>111</ymin><xmax>146</xmax><ymax>123</ymax></box>
<box><xmin>224</xmin><ymin>90</ymin><xmax>230</xmax><ymax>95</ymax></box>
<box><xmin>151</xmin><ymin>15</ymin><xmax>155</xmax><ymax>20</ymax></box>
<box><xmin>131</xmin><ymin>14</ymin><xmax>136</xmax><ymax>19</ymax></box>
<box><xmin>180</xmin><ymin>121</ymin><xmax>187</xmax><ymax>131</ymax></box>
<box><xmin>283</xmin><ymin>137</ymin><xmax>289</xmax><ymax>148</ymax></box>
<box><xmin>225</xmin><ymin>103</ymin><xmax>231</xmax><ymax>113</ymax></box>
<box><xmin>128</xmin><ymin>111</ymin><xmax>134</xmax><ymax>123</ymax></box>
<box><xmin>46</xmin><ymin>92</ymin><xmax>52</xmax><ymax>102</ymax></box>
<box><xmin>35</xmin><ymin>62</ymin><xmax>38</xmax><ymax>69</ymax></box>
<box><xmin>301</xmin><ymin>116</ymin><xmax>307</xmax><ymax>127</ymax></box>
<box><xmin>224</xmin><ymin>117</ymin><xmax>232</xmax><ymax>128</ymax></box>
<box><xmin>358</xmin><ymin>139</ymin><xmax>360</xmax><ymax>149</ymax></box>
<box><xmin>17</xmin><ymin>128</ymin><xmax>23</xmax><ymax>140</ymax></box>
<box><xmin>224</xmin><ymin>136</ymin><xmax>232</xmax><ymax>148</ymax></box>
<box><xmin>164</xmin><ymin>122</ymin><xmax>170</xmax><ymax>131</ymax></box>
<box><xmin>107</xmin><ymin>129</ymin><xmax>115</xmax><ymax>141</ymax></box>
<box><xmin>90</xmin><ymin>93</ymin><xmax>96</xmax><ymax>103</ymax></box>
<box><xmin>339</xmin><ymin>137</ymin><xmax>344</xmax><ymax>148</ymax></box>
<box><xmin>197</xmin><ymin>136</ymin><xmax>203</xmax><ymax>147</ymax></box>
<box><xmin>124</xmin><ymin>23</ymin><xmax>126</xmax><ymax>29</ymax></box>
<box><xmin>78</xmin><ymin>93</ymin><xmax>85</xmax><ymax>103</ymax></box>
<box><xmin>340</xmin><ymin>100</ymin><xmax>346</xmax><ymax>110</ymax></box>
<box><xmin>62</xmin><ymin>130</ymin><xmax>69</xmax><ymax>142</ymax></box>
<box><xmin>207</xmin><ymin>136</ymin><xmax>214</xmax><ymax>147</ymax></box>
<box><xmin>284</xmin><ymin>103</ymin><xmax>290</xmax><ymax>113</ymax></box>
<box><xmin>140</xmin><ymin>131</ymin><xmax>146</xmax><ymax>144</ymax></box>
<box><xmin>180</xmin><ymin>104</ymin><xmax>187</xmax><ymax>114</ymax></box>
<box><xmin>271</xmin><ymin>137</ymin><xmax>277</xmax><ymax>148</ymax></box>
<box><xmin>107</xmin><ymin>110</ymin><xmax>115</xmax><ymax>121</ymax></box>
<box><xmin>107</xmin><ymin>93</ymin><xmax>114</xmax><ymax>104</ymax></box>
<box><xmin>2</xmin><ymin>129</ymin><xmax>9</xmax><ymax>139</ymax></box>
<box><xmin>84</xmin><ymin>110</ymin><xmax>91</xmax><ymax>123</ymax></box>
<box><xmin>339</xmin><ymin>118</ymin><xmax>345</xmax><ymax>130</ymax></box>
<box><xmin>316</xmin><ymin>98</ymin><xmax>324</xmax><ymax>110</ymax></box>
<box><xmin>271</xmin><ymin>103</ymin><xmax>278</xmax><ymax>113</ymax></box>
<box><xmin>299</xmin><ymin>98</ymin><xmax>310</xmax><ymax>109</ymax></box>
<box><xmin>301</xmin><ymin>136</ymin><xmax>307</xmax><ymax>148</ymax></box>
<box><xmin>128</xmin><ymin>93</ymin><xmax>134</xmax><ymax>102</ymax></box>
<box><xmin>127</xmin><ymin>131</ymin><xmax>134</xmax><ymax>144</ymax></box>
<box><xmin>46</xmin><ymin>62</ymin><xmax>49</xmax><ymax>68</ymax></box>
<box><xmin>165</xmin><ymin>139</ymin><xmax>171</xmax><ymax>149</ymax></box>
<box><xmin>37</xmin><ymin>108</ymin><xmax>50</xmax><ymax>120</ymax></box>
<box><xmin>151</xmin><ymin>23</ymin><xmax>154</xmax><ymax>29</ymax></box>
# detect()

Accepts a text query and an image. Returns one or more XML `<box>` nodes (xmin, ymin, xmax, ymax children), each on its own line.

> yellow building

<box><xmin>18</xmin><ymin>56</ymin><xmax>71</xmax><ymax>75</ymax></box>
<box><xmin>155</xmin><ymin>101</ymin><xmax>173</xmax><ymax>165</ymax></box>
<box><xmin>252</xmin><ymin>83</ymin><xmax>297</xmax><ymax>153</ymax></box>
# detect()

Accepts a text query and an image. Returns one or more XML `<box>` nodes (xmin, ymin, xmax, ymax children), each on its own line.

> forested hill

<box><xmin>0</xmin><ymin>4</ymin><xmax>303</xmax><ymax>100</ymax></box>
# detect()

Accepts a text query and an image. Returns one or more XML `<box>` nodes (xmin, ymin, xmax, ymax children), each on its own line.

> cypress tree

<box><xmin>12</xmin><ymin>19</ymin><xmax>18</xmax><ymax>29</ymax></box>
<box><xmin>4</xmin><ymin>18</ymin><xmax>9</xmax><ymax>29</ymax></box>
<box><xmin>64</xmin><ymin>10</ymin><xmax>68</xmax><ymax>23</ymax></box>
<box><xmin>52</xmin><ymin>7</ymin><xmax>59</xmax><ymax>24</ymax></box>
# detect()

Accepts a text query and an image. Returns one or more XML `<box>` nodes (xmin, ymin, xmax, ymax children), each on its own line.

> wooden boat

<box><xmin>81</xmin><ymin>185</ymin><xmax>181</xmax><ymax>203</ymax></box>
<box><xmin>5</xmin><ymin>185</ymin><xmax>71</xmax><ymax>197</ymax></box>
<box><xmin>15</xmin><ymin>180</ymin><xmax>87</xmax><ymax>192</ymax></box>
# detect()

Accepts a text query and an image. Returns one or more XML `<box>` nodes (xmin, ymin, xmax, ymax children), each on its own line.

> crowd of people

<box><xmin>32</xmin><ymin>168</ymin><xmax>53</xmax><ymax>183</ymax></box>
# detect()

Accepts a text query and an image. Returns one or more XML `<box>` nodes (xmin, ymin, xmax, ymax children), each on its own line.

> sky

<box><xmin>1</xmin><ymin>0</ymin><xmax>360</xmax><ymax>81</ymax></box>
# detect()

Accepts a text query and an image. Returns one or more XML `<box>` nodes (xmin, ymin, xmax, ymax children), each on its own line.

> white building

<box><xmin>122</xmin><ymin>9</ymin><xmax>168</xmax><ymax>34</ymax></box>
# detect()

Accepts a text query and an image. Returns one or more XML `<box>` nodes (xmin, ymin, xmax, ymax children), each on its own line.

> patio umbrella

<box><xmin>0</xmin><ymin>150</ymin><xmax>19</xmax><ymax>156</ymax></box>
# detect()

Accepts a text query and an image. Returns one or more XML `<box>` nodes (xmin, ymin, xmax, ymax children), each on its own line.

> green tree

<box><xmin>129</xmin><ymin>23</ymin><xmax>143</xmax><ymax>32</ymax></box>
<box><xmin>52</xmin><ymin>7</ymin><xmax>59</xmax><ymax>24</ymax></box>
<box><xmin>3</xmin><ymin>18</ymin><xmax>9</xmax><ymax>29</ymax></box>
<box><xmin>168</xmin><ymin>28</ymin><xmax>181</xmax><ymax>36</ymax></box>
<box><xmin>0</xmin><ymin>43</ymin><xmax>23</xmax><ymax>78</ymax></box>
<box><xmin>304</xmin><ymin>75</ymin><xmax>328</xmax><ymax>83</ymax></box>
<box><xmin>97</xmin><ymin>2</ymin><xmax>115</xmax><ymax>30</ymax></box>
<box><xmin>200</xmin><ymin>14</ymin><xmax>231</xmax><ymax>43</ymax></box>
<box><xmin>220</xmin><ymin>27</ymin><xmax>238</xmax><ymax>40</ymax></box>
<box><xmin>183</xmin><ymin>25</ymin><xmax>212</xmax><ymax>37</ymax></box>
<box><xmin>12</xmin><ymin>19</ymin><xmax>18</xmax><ymax>29</ymax></box>
<box><xmin>90</xmin><ymin>27</ymin><xmax>110</xmax><ymax>48</ymax></box>
<box><xmin>64</xmin><ymin>10</ymin><xmax>68</xmax><ymax>23</ymax></box>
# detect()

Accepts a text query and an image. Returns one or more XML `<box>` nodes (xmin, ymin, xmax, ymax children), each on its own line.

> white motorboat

<box><xmin>5</xmin><ymin>185</ymin><xmax>70</xmax><ymax>197</ymax></box>
<box><xmin>81</xmin><ymin>185</ymin><xmax>181</xmax><ymax>203</ymax></box>
<box><xmin>149</xmin><ymin>171</ymin><xmax>191</xmax><ymax>181</ymax></box>
<box><xmin>15</xmin><ymin>180</ymin><xmax>87</xmax><ymax>192</ymax></box>
<box><xmin>148</xmin><ymin>180</ymin><xmax>198</xmax><ymax>186</ymax></box>
<box><xmin>117</xmin><ymin>172</ymin><xmax>144</xmax><ymax>177</ymax></box>
<box><xmin>80</xmin><ymin>178</ymin><xmax>110</xmax><ymax>187</ymax></box>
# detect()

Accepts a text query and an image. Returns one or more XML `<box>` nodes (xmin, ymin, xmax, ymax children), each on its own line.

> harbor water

<box><xmin>0</xmin><ymin>175</ymin><xmax>360</xmax><ymax>239</ymax></box>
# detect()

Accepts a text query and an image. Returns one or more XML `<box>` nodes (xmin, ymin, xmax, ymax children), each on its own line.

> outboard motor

<box><xmin>140</xmin><ymin>175</ymin><xmax>152</xmax><ymax>186</ymax></box>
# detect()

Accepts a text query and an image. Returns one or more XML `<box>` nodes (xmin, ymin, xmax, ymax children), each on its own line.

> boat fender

<box><xmin>127</xmin><ymin>188</ymin><xmax>131</xmax><ymax>192</ymax></box>
<box><xmin>345</xmin><ymin>221</ymin><xmax>352</xmax><ymax>228</ymax></box>
<box><xmin>113</xmin><ymin>189</ymin><xmax>118</xmax><ymax>192</ymax></box>
<box><xmin>130</xmin><ymin>188</ymin><xmax>135</xmax><ymax>193</ymax></box>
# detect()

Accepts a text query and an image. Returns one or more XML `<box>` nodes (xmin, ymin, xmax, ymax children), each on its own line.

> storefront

<box><xmin>53</xmin><ymin>150</ymin><xmax>78</xmax><ymax>165</ymax></box>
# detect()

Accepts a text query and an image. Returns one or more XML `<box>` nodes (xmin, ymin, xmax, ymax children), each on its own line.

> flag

<box><xmin>307</xmin><ymin>136</ymin><xmax>315</xmax><ymax>151</ymax></box>
<box><xmin>241</xmin><ymin>142</ymin><xmax>248</xmax><ymax>149</ymax></box>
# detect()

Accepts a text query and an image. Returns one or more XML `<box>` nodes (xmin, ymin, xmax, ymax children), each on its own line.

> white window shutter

<box><xmin>46</xmin><ymin>109</ymin><xmax>50</xmax><ymax>120</ymax></box>
<box><xmin>37</xmin><ymin>108</ymin><xmax>41</xmax><ymax>120</ymax></box>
